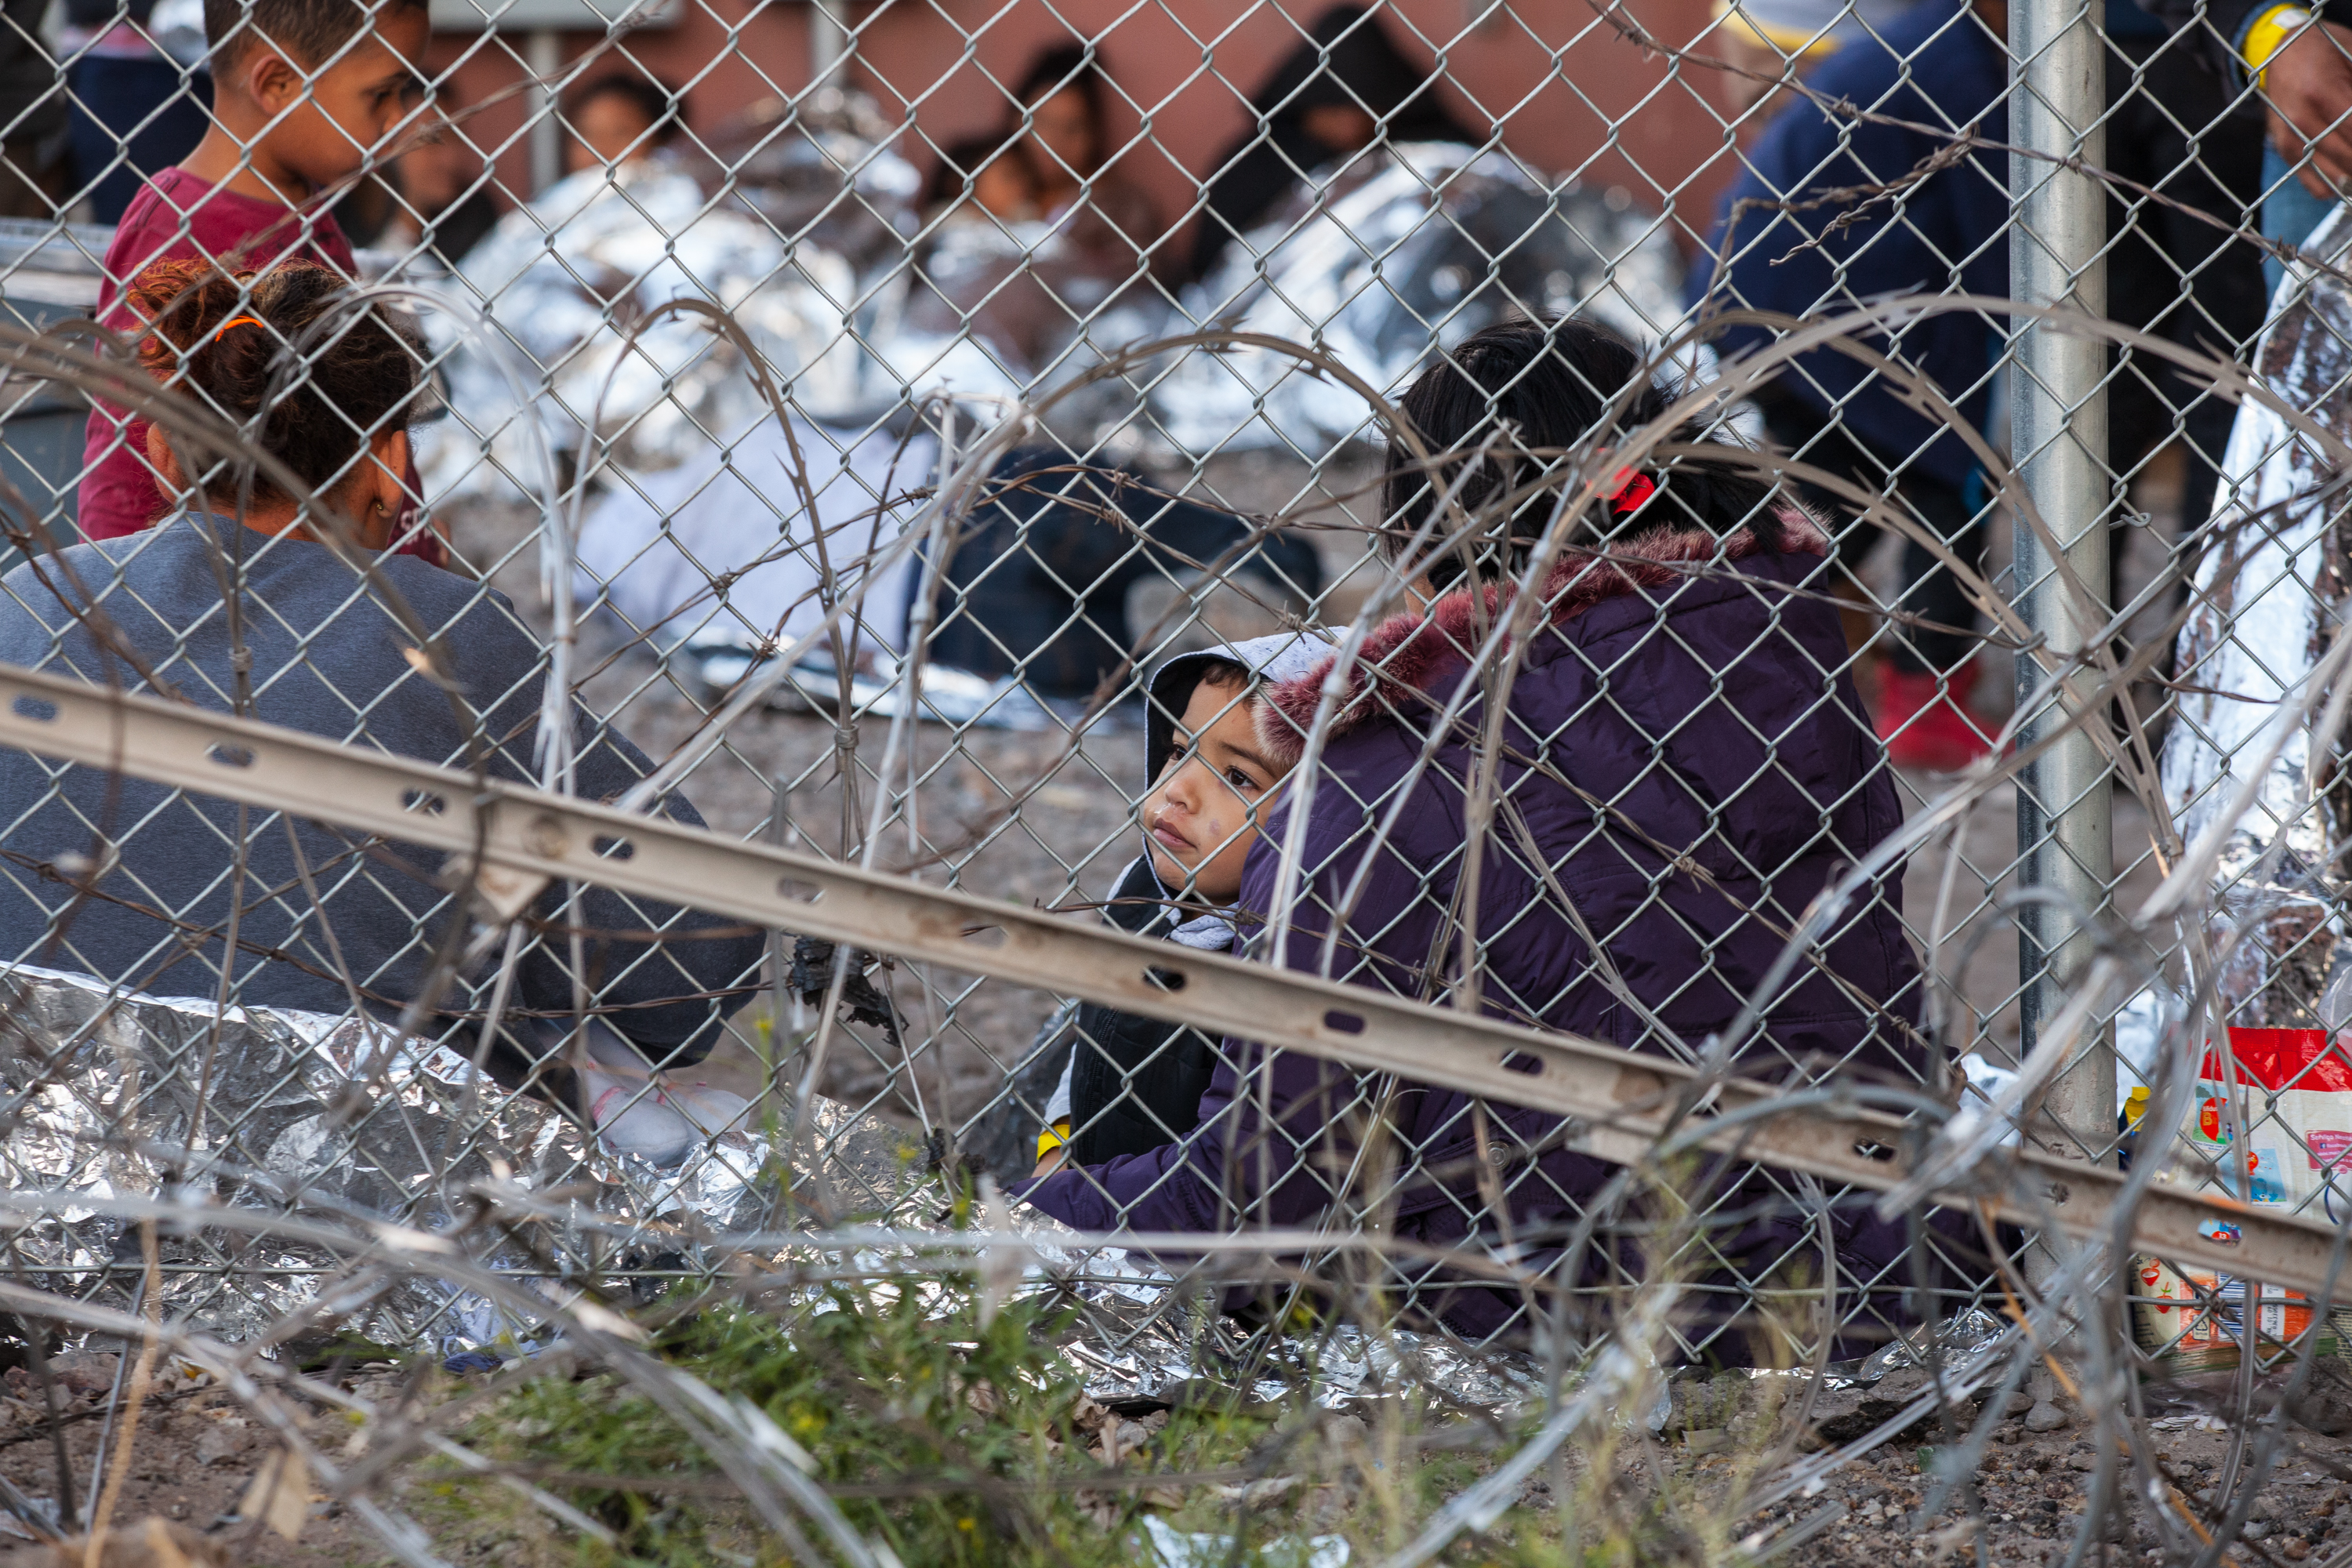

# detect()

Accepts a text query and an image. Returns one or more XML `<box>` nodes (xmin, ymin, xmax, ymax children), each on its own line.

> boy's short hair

<box><xmin>1188</xmin><ymin>657</ymin><xmax>1251</xmax><ymax>694</ymax></box>
<box><xmin>205</xmin><ymin>0</ymin><xmax>427</xmax><ymax>72</ymax></box>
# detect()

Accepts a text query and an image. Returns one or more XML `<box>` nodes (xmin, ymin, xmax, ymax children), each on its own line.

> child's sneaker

<box><xmin>1876</xmin><ymin>664</ymin><xmax>1994</xmax><ymax>772</ymax></box>
<box><xmin>659</xmin><ymin>1082</ymin><xmax>755</xmax><ymax>1144</ymax></box>
<box><xmin>584</xmin><ymin>1074</ymin><xmax>751</xmax><ymax>1168</ymax></box>
<box><xmin>586</xmin><ymin>1075</ymin><xmax>695</xmax><ymax>1167</ymax></box>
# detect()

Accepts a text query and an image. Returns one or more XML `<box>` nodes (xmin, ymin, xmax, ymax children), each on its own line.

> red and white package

<box><xmin>2181</xmin><ymin>1027</ymin><xmax>2352</xmax><ymax>1218</ymax></box>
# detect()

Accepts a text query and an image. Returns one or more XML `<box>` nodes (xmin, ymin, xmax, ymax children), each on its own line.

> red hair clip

<box><xmin>212</xmin><ymin>314</ymin><xmax>264</xmax><ymax>342</ymax></box>
<box><xmin>1606</xmin><ymin>469</ymin><xmax>1656</xmax><ymax>514</ymax></box>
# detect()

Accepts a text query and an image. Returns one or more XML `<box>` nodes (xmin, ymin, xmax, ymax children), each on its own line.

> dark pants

<box><xmin>2101</xmin><ymin>35</ymin><xmax>2267</xmax><ymax>542</ymax></box>
<box><xmin>67</xmin><ymin>58</ymin><xmax>209</xmax><ymax>225</ymax></box>
<box><xmin>1759</xmin><ymin>389</ymin><xmax>1984</xmax><ymax>677</ymax></box>
<box><xmin>931</xmin><ymin>449</ymin><xmax>1323</xmax><ymax>698</ymax></box>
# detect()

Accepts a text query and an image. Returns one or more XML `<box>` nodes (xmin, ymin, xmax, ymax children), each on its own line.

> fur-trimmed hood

<box><xmin>1255</xmin><ymin>507</ymin><xmax>1830</xmax><ymax>765</ymax></box>
<box><xmin>1019</xmin><ymin>499</ymin><xmax>1920</xmax><ymax>1346</ymax></box>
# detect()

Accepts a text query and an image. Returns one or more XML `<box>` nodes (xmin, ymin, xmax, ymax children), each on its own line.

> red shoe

<box><xmin>1876</xmin><ymin>665</ymin><xmax>1994</xmax><ymax>772</ymax></box>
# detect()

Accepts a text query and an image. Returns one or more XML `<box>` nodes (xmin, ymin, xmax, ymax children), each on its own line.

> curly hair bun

<box><xmin>128</xmin><ymin>258</ymin><xmax>426</xmax><ymax>508</ymax></box>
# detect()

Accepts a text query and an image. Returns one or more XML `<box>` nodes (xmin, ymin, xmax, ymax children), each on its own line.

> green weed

<box><xmin>404</xmin><ymin>1277</ymin><xmax>1755</xmax><ymax>1566</ymax></box>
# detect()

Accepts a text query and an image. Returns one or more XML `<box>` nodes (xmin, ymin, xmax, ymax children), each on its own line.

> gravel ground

<box><xmin>4</xmin><ymin>1350</ymin><xmax>2347</xmax><ymax>1565</ymax></box>
<box><xmin>1632</xmin><ymin>1363</ymin><xmax>2352</xmax><ymax>1565</ymax></box>
<box><xmin>438</xmin><ymin>450</ymin><xmax>1403</xmax><ymax>1182</ymax></box>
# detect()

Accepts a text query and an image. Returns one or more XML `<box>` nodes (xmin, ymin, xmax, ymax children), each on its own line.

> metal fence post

<box><xmin>2009</xmin><ymin>0</ymin><xmax>2117</xmax><ymax>1261</ymax></box>
<box><xmin>527</xmin><ymin>29</ymin><xmax>564</xmax><ymax>198</ymax></box>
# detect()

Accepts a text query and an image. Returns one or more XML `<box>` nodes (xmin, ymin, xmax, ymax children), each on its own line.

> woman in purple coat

<box><xmin>1025</xmin><ymin>318</ymin><xmax>1967</xmax><ymax>1360</ymax></box>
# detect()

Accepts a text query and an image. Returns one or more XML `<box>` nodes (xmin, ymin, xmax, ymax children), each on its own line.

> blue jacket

<box><xmin>1693</xmin><ymin>0</ymin><xmax>2009</xmax><ymax>489</ymax></box>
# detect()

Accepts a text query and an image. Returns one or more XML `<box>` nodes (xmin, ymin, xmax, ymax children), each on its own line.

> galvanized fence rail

<box><xmin>0</xmin><ymin>0</ymin><xmax>2341</xmax><ymax>1555</ymax></box>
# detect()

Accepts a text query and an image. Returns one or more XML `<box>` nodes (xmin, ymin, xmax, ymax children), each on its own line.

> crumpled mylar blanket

<box><xmin>2161</xmin><ymin>201</ymin><xmax>2352</xmax><ymax>1026</ymax></box>
<box><xmin>1149</xmin><ymin>143</ymin><xmax>1686</xmax><ymax>456</ymax></box>
<box><xmin>0</xmin><ymin>960</ymin><xmax>1549</xmax><ymax>1421</ymax></box>
<box><xmin>417</xmin><ymin>107</ymin><xmax>951</xmax><ymax>504</ymax></box>
<box><xmin>0</xmin><ymin>961</ymin><xmax>772</xmax><ymax>1348</ymax></box>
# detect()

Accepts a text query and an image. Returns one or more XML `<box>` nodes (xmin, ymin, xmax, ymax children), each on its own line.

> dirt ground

<box><xmin>0</xmin><ymin>1358</ymin><xmax>377</xmax><ymax>1566</ymax></box>
<box><xmin>4</xmin><ymin>1352</ymin><xmax>2350</xmax><ymax>1564</ymax></box>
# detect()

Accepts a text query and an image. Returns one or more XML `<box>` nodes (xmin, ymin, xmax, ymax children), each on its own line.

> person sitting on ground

<box><xmin>1183</xmin><ymin>4</ymin><xmax>1475</xmax><ymax>283</ymax></box>
<box><xmin>367</xmin><ymin>90</ymin><xmax>503</xmax><ymax>270</ymax></box>
<box><xmin>1006</xmin><ymin>44</ymin><xmax>1158</xmax><ymax>267</ymax></box>
<box><xmin>905</xmin><ymin>47</ymin><xmax>1158</xmax><ymax>371</ymax></box>
<box><xmin>1022</xmin><ymin>317</ymin><xmax>1962</xmax><ymax>1357</ymax></box>
<box><xmin>1030</xmin><ymin>633</ymin><xmax>1328</xmax><ymax>1181</ymax></box>
<box><xmin>80</xmin><ymin>0</ymin><xmax>446</xmax><ymax>566</ymax></box>
<box><xmin>1</xmin><ymin>258</ymin><xmax>765</xmax><ymax>1168</ymax></box>
<box><xmin>561</xmin><ymin>71</ymin><xmax>678</xmax><ymax>179</ymax></box>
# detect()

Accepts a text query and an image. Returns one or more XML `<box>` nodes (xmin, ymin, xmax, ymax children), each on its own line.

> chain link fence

<box><xmin>0</xmin><ymin>0</ymin><xmax>2342</xmax><ymax>1555</ymax></box>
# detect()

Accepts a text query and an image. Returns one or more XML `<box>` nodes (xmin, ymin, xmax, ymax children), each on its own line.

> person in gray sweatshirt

<box><xmin>0</xmin><ymin>256</ymin><xmax>764</xmax><ymax>1166</ymax></box>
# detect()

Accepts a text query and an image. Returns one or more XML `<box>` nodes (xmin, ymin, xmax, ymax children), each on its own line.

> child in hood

<box><xmin>1031</xmin><ymin>631</ymin><xmax>1328</xmax><ymax>1177</ymax></box>
<box><xmin>1022</xmin><ymin>317</ymin><xmax>1973</xmax><ymax>1353</ymax></box>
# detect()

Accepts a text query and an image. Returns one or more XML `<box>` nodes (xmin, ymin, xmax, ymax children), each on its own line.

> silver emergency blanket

<box><xmin>908</xmin><ymin>210</ymin><xmax>1168</xmax><ymax>387</ymax></box>
<box><xmin>0</xmin><ymin>960</ymin><xmax>771</xmax><ymax>1348</ymax></box>
<box><xmin>573</xmin><ymin>411</ymin><xmax>936</xmax><ymax>657</ymax></box>
<box><xmin>1151</xmin><ymin>143</ymin><xmax>1686</xmax><ymax>456</ymax></box>
<box><xmin>0</xmin><ymin>960</ymin><xmax>1559</xmax><ymax>1414</ymax></box>
<box><xmin>418</xmin><ymin>95</ymin><xmax>962</xmax><ymax>504</ymax></box>
<box><xmin>2161</xmin><ymin>202</ymin><xmax>2352</xmax><ymax>1025</ymax></box>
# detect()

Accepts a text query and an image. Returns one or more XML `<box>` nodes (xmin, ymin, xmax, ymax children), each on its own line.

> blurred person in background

<box><xmin>2096</xmin><ymin>0</ymin><xmax>2264</xmax><ymax>551</ymax></box>
<box><xmin>2131</xmin><ymin>0</ymin><xmax>2352</xmax><ymax>289</ymax></box>
<box><xmin>0</xmin><ymin>0</ymin><xmax>64</xmax><ymax>219</ymax></box>
<box><xmin>1007</xmin><ymin>44</ymin><xmax>1157</xmax><ymax>269</ymax></box>
<box><xmin>1700</xmin><ymin>0</ymin><xmax>2262</xmax><ymax>773</ymax></box>
<box><xmin>384</xmin><ymin>100</ymin><xmax>500</xmax><ymax>267</ymax></box>
<box><xmin>1697</xmin><ymin>0</ymin><xmax>2010</xmax><ymax>773</ymax></box>
<box><xmin>562</xmin><ymin>71</ymin><xmax>677</xmax><ymax>178</ymax></box>
<box><xmin>1708</xmin><ymin>0</ymin><xmax>1915</xmax><ymax>123</ymax></box>
<box><xmin>906</xmin><ymin>46</ymin><xmax>1160</xmax><ymax>368</ymax></box>
<box><xmin>335</xmin><ymin>92</ymin><xmax>501</xmax><ymax>270</ymax></box>
<box><xmin>924</xmin><ymin>129</ymin><xmax>1036</xmax><ymax>226</ymax></box>
<box><xmin>1185</xmin><ymin>4</ymin><xmax>1472</xmax><ymax>283</ymax></box>
<box><xmin>63</xmin><ymin>0</ymin><xmax>206</xmax><ymax>224</ymax></box>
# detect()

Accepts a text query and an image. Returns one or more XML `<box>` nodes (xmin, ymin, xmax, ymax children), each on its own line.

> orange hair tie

<box><xmin>212</xmin><ymin>314</ymin><xmax>265</xmax><ymax>342</ymax></box>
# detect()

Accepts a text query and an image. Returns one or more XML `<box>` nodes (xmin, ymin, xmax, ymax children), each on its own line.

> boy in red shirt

<box><xmin>81</xmin><ymin>0</ymin><xmax>445</xmax><ymax>563</ymax></box>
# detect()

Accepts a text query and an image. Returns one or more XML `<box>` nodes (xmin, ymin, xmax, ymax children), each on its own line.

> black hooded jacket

<box><xmin>1185</xmin><ymin>5</ymin><xmax>1475</xmax><ymax>281</ymax></box>
<box><xmin>1063</xmin><ymin>855</ymin><xmax>1228</xmax><ymax>1167</ymax></box>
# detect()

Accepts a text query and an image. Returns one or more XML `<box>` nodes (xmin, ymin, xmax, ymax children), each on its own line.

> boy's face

<box><xmin>235</xmin><ymin>8</ymin><xmax>430</xmax><ymax>187</ymax></box>
<box><xmin>1145</xmin><ymin>677</ymin><xmax>1284</xmax><ymax>904</ymax></box>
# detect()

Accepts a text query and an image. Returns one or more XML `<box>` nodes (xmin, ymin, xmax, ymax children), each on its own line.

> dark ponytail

<box><xmin>128</xmin><ymin>258</ymin><xmax>426</xmax><ymax>506</ymax></box>
<box><xmin>1380</xmin><ymin>316</ymin><xmax>1777</xmax><ymax>590</ymax></box>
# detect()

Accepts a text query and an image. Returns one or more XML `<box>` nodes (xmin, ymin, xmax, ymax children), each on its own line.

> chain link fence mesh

<box><xmin>0</xmin><ymin>0</ymin><xmax>2343</xmax><ymax>1555</ymax></box>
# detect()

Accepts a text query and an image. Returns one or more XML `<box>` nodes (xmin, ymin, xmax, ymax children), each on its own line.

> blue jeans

<box><xmin>2263</xmin><ymin>143</ymin><xmax>2346</xmax><ymax>294</ymax></box>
